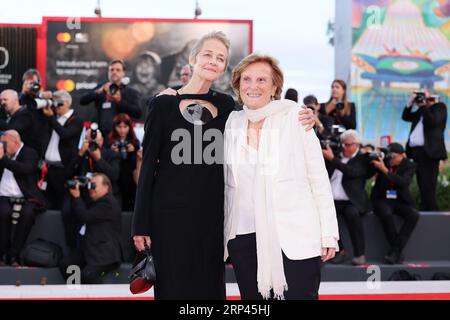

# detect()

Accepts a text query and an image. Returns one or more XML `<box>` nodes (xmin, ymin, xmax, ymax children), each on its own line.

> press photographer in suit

<box><xmin>0</xmin><ymin>130</ymin><xmax>46</xmax><ymax>266</ymax></box>
<box><xmin>41</xmin><ymin>90</ymin><xmax>83</xmax><ymax>209</ymax></box>
<box><xmin>0</xmin><ymin>90</ymin><xmax>34</xmax><ymax>148</ymax></box>
<box><xmin>371</xmin><ymin>143</ymin><xmax>419</xmax><ymax>264</ymax></box>
<box><xmin>402</xmin><ymin>92</ymin><xmax>447</xmax><ymax>211</ymax></box>
<box><xmin>59</xmin><ymin>173</ymin><xmax>122</xmax><ymax>284</ymax></box>
<box><xmin>80</xmin><ymin>60</ymin><xmax>141</xmax><ymax>139</ymax></box>
<box><xmin>322</xmin><ymin>129</ymin><xmax>375</xmax><ymax>265</ymax></box>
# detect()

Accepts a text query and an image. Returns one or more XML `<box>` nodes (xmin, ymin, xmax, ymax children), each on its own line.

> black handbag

<box><xmin>129</xmin><ymin>243</ymin><xmax>156</xmax><ymax>294</ymax></box>
<box><xmin>20</xmin><ymin>238</ymin><xmax>63</xmax><ymax>268</ymax></box>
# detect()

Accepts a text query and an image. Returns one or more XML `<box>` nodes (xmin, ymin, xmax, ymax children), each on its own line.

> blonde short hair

<box><xmin>231</xmin><ymin>53</ymin><xmax>284</xmax><ymax>104</ymax></box>
<box><xmin>189</xmin><ymin>31</ymin><xmax>231</xmax><ymax>68</ymax></box>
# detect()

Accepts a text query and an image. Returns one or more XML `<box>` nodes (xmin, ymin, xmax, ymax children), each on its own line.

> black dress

<box><xmin>132</xmin><ymin>90</ymin><xmax>235</xmax><ymax>300</ymax></box>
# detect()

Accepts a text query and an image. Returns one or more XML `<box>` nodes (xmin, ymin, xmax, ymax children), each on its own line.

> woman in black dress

<box><xmin>132</xmin><ymin>32</ymin><xmax>235</xmax><ymax>300</ymax></box>
<box><xmin>319</xmin><ymin>79</ymin><xmax>357</xmax><ymax>130</ymax></box>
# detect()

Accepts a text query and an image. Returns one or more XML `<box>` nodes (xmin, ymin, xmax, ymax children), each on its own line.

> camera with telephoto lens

<box><xmin>29</xmin><ymin>81</ymin><xmax>41</xmax><ymax>95</ymax></box>
<box><xmin>88</xmin><ymin>122</ymin><xmax>99</xmax><ymax>152</ymax></box>
<box><xmin>65</xmin><ymin>176</ymin><xmax>96</xmax><ymax>190</ymax></box>
<box><xmin>114</xmin><ymin>140</ymin><xmax>130</xmax><ymax>160</ymax></box>
<box><xmin>369</xmin><ymin>147</ymin><xmax>391</xmax><ymax>163</ymax></box>
<box><xmin>320</xmin><ymin>124</ymin><xmax>345</xmax><ymax>154</ymax></box>
<box><xmin>413</xmin><ymin>90</ymin><xmax>426</xmax><ymax>104</ymax></box>
<box><xmin>108</xmin><ymin>77</ymin><xmax>130</xmax><ymax>95</ymax></box>
<box><xmin>0</xmin><ymin>140</ymin><xmax>7</xmax><ymax>155</ymax></box>
<box><xmin>35</xmin><ymin>98</ymin><xmax>65</xmax><ymax>110</ymax></box>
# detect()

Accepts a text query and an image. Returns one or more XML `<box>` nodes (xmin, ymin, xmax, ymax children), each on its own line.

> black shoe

<box><xmin>0</xmin><ymin>254</ymin><xmax>8</xmax><ymax>266</ymax></box>
<box><xmin>329</xmin><ymin>251</ymin><xmax>348</xmax><ymax>264</ymax></box>
<box><xmin>10</xmin><ymin>257</ymin><xmax>20</xmax><ymax>267</ymax></box>
<box><xmin>384</xmin><ymin>250</ymin><xmax>404</xmax><ymax>265</ymax></box>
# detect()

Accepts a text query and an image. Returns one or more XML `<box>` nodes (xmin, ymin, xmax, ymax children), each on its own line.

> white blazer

<box><xmin>224</xmin><ymin>105</ymin><xmax>339</xmax><ymax>261</ymax></box>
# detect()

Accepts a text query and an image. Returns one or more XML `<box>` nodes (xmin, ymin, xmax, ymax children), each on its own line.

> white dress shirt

<box><xmin>45</xmin><ymin>109</ymin><xmax>74</xmax><ymax>162</ymax></box>
<box><xmin>330</xmin><ymin>149</ymin><xmax>359</xmax><ymax>201</ymax></box>
<box><xmin>0</xmin><ymin>143</ymin><xmax>25</xmax><ymax>197</ymax></box>
<box><xmin>408</xmin><ymin>115</ymin><xmax>425</xmax><ymax>147</ymax></box>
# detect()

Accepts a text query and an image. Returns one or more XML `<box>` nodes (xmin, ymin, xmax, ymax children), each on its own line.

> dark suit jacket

<box><xmin>326</xmin><ymin>152</ymin><xmax>375</xmax><ymax>213</ymax></box>
<box><xmin>43</xmin><ymin>111</ymin><xmax>84</xmax><ymax>174</ymax></box>
<box><xmin>371</xmin><ymin>158</ymin><xmax>417</xmax><ymax>205</ymax></box>
<box><xmin>0</xmin><ymin>145</ymin><xmax>47</xmax><ymax>211</ymax></box>
<box><xmin>402</xmin><ymin>102</ymin><xmax>448</xmax><ymax>160</ymax></box>
<box><xmin>71</xmin><ymin>193</ymin><xmax>122</xmax><ymax>266</ymax></box>
<box><xmin>80</xmin><ymin>84</ymin><xmax>141</xmax><ymax>137</ymax></box>
<box><xmin>320</xmin><ymin>102</ymin><xmax>357</xmax><ymax>130</ymax></box>
<box><xmin>0</xmin><ymin>107</ymin><xmax>34</xmax><ymax>148</ymax></box>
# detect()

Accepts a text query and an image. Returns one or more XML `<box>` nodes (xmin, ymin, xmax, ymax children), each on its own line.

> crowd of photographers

<box><xmin>0</xmin><ymin>60</ymin><xmax>447</xmax><ymax>282</ymax></box>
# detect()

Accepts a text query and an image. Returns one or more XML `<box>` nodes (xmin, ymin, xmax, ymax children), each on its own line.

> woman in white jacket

<box><xmin>224</xmin><ymin>53</ymin><xmax>339</xmax><ymax>300</ymax></box>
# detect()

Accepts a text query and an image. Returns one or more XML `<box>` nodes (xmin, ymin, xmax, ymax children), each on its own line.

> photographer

<box><xmin>41</xmin><ymin>90</ymin><xmax>83</xmax><ymax>209</ymax></box>
<box><xmin>18</xmin><ymin>69</ymin><xmax>53</xmax><ymax>156</ymax></box>
<box><xmin>62</xmin><ymin>127</ymin><xmax>120</xmax><ymax>249</ymax></box>
<box><xmin>322</xmin><ymin>129</ymin><xmax>375</xmax><ymax>265</ymax></box>
<box><xmin>402</xmin><ymin>91</ymin><xmax>447</xmax><ymax>211</ymax></box>
<box><xmin>371</xmin><ymin>143</ymin><xmax>419</xmax><ymax>264</ymax></box>
<box><xmin>0</xmin><ymin>130</ymin><xmax>46</xmax><ymax>266</ymax></box>
<box><xmin>0</xmin><ymin>90</ymin><xmax>33</xmax><ymax>148</ymax></box>
<box><xmin>108</xmin><ymin>113</ymin><xmax>140</xmax><ymax>211</ymax></box>
<box><xmin>303</xmin><ymin>94</ymin><xmax>333</xmax><ymax>140</ymax></box>
<box><xmin>320</xmin><ymin>80</ymin><xmax>356</xmax><ymax>130</ymax></box>
<box><xmin>59</xmin><ymin>173</ymin><xmax>121</xmax><ymax>284</ymax></box>
<box><xmin>80</xmin><ymin>60</ymin><xmax>141</xmax><ymax>139</ymax></box>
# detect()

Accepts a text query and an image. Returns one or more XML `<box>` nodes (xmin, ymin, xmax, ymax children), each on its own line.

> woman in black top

<box><xmin>320</xmin><ymin>79</ymin><xmax>356</xmax><ymax>130</ymax></box>
<box><xmin>108</xmin><ymin>113</ymin><xmax>140</xmax><ymax>211</ymax></box>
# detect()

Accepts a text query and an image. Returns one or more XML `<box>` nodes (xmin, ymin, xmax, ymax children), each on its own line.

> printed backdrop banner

<box><xmin>43</xmin><ymin>18</ymin><xmax>252</xmax><ymax>122</ymax></box>
<box><xmin>0</xmin><ymin>26</ymin><xmax>37</xmax><ymax>92</ymax></box>
<box><xmin>351</xmin><ymin>0</ymin><xmax>449</xmax><ymax>144</ymax></box>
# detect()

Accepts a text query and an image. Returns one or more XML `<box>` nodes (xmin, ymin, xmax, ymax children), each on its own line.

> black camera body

<box><xmin>413</xmin><ymin>90</ymin><xmax>426</xmax><ymax>104</ymax></box>
<box><xmin>66</xmin><ymin>176</ymin><xmax>96</xmax><ymax>190</ymax></box>
<box><xmin>29</xmin><ymin>81</ymin><xmax>41</xmax><ymax>95</ymax></box>
<box><xmin>335</xmin><ymin>101</ymin><xmax>345</xmax><ymax>111</ymax></box>
<box><xmin>114</xmin><ymin>140</ymin><xmax>130</xmax><ymax>160</ymax></box>
<box><xmin>320</xmin><ymin>124</ymin><xmax>345</xmax><ymax>154</ymax></box>
<box><xmin>109</xmin><ymin>83</ymin><xmax>120</xmax><ymax>95</ymax></box>
<box><xmin>0</xmin><ymin>140</ymin><xmax>7</xmax><ymax>154</ymax></box>
<box><xmin>88</xmin><ymin>123</ymin><xmax>99</xmax><ymax>152</ymax></box>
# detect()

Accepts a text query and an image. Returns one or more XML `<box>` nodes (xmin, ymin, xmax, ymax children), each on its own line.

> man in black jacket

<box><xmin>80</xmin><ymin>60</ymin><xmax>141</xmax><ymax>139</ymax></box>
<box><xmin>323</xmin><ymin>129</ymin><xmax>375</xmax><ymax>265</ymax></box>
<box><xmin>371</xmin><ymin>143</ymin><xmax>420</xmax><ymax>264</ymax></box>
<box><xmin>60</xmin><ymin>173</ymin><xmax>122</xmax><ymax>284</ymax></box>
<box><xmin>62</xmin><ymin>128</ymin><xmax>120</xmax><ymax>249</ymax></box>
<box><xmin>41</xmin><ymin>90</ymin><xmax>84</xmax><ymax>209</ymax></box>
<box><xmin>402</xmin><ymin>93</ymin><xmax>447</xmax><ymax>211</ymax></box>
<box><xmin>0</xmin><ymin>90</ymin><xmax>34</xmax><ymax>148</ymax></box>
<box><xmin>0</xmin><ymin>130</ymin><xmax>46</xmax><ymax>266</ymax></box>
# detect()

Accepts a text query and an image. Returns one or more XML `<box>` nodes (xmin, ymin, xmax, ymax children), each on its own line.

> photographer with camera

<box><xmin>322</xmin><ymin>129</ymin><xmax>375</xmax><ymax>265</ymax></box>
<box><xmin>40</xmin><ymin>90</ymin><xmax>84</xmax><ymax>209</ymax></box>
<box><xmin>18</xmin><ymin>69</ymin><xmax>53</xmax><ymax>156</ymax></box>
<box><xmin>0</xmin><ymin>90</ymin><xmax>34</xmax><ymax>148</ymax></box>
<box><xmin>320</xmin><ymin>80</ymin><xmax>356</xmax><ymax>130</ymax></box>
<box><xmin>371</xmin><ymin>143</ymin><xmax>419</xmax><ymax>264</ymax></box>
<box><xmin>59</xmin><ymin>173</ymin><xmax>122</xmax><ymax>283</ymax></box>
<box><xmin>402</xmin><ymin>91</ymin><xmax>447</xmax><ymax>211</ymax></box>
<box><xmin>303</xmin><ymin>94</ymin><xmax>333</xmax><ymax>140</ymax></box>
<box><xmin>0</xmin><ymin>130</ymin><xmax>46</xmax><ymax>266</ymax></box>
<box><xmin>80</xmin><ymin>60</ymin><xmax>141</xmax><ymax>139</ymax></box>
<box><xmin>108</xmin><ymin>113</ymin><xmax>140</xmax><ymax>211</ymax></box>
<box><xmin>62</xmin><ymin>125</ymin><xmax>120</xmax><ymax>249</ymax></box>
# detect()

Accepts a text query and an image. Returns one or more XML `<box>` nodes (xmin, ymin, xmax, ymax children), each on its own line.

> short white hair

<box><xmin>341</xmin><ymin>129</ymin><xmax>361</xmax><ymax>144</ymax></box>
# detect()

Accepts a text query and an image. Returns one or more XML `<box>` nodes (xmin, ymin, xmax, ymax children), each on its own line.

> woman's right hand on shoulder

<box><xmin>156</xmin><ymin>88</ymin><xmax>178</xmax><ymax>97</ymax></box>
<box><xmin>133</xmin><ymin>235</ymin><xmax>151</xmax><ymax>251</ymax></box>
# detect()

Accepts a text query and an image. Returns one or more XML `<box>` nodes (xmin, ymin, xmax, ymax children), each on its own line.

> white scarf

<box><xmin>243</xmin><ymin>99</ymin><xmax>297</xmax><ymax>299</ymax></box>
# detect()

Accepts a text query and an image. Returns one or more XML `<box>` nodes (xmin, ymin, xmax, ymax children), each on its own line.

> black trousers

<box><xmin>373</xmin><ymin>199</ymin><xmax>420</xmax><ymax>252</ymax></box>
<box><xmin>44</xmin><ymin>164</ymin><xmax>66</xmax><ymax>210</ymax></box>
<box><xmin>0</xmin><ymin>197</ymin><xmax>36</xmax><ymax>259</ymax></box>
<box><xmin>334</xmin><ymin>200</ymin><xmax>365</xmax><ymax>257</ymax></box>
<box><xmin>410</xmin><ymin>147</ymin><xmax>440</xmax><ymax>211</ymax></box>
<box><xmin>228</xmin><ymin>233</ymin><xmax>321</xmax><ymax>300</ymax></box>
<box><xmin>59</xmin><ymin>248</ymin><xmax>119</xmax><ymax>284</ymax></box>
<box><xmin>61</xmin><ymin>193</ymin><xmax>85</xmax><ymax>249</ymax></box>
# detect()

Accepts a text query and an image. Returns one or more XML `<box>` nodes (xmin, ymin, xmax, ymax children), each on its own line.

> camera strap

<box><xmin>38</xmin><ymin>162</ymin><xmax>48</xmax><ymax>191</ymax></box>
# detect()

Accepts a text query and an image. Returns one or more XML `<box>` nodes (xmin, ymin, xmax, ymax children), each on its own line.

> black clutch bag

<box><xmin>129</xmin><ymin>243</ymin><xmax>156</xmax><ymax>294</ymax></box>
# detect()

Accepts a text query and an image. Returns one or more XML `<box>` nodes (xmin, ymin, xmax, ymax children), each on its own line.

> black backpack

<box><xmin>20</xmin><ymin>238</ymin><xmax>63</xmax><ymax>268</ymax></box>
